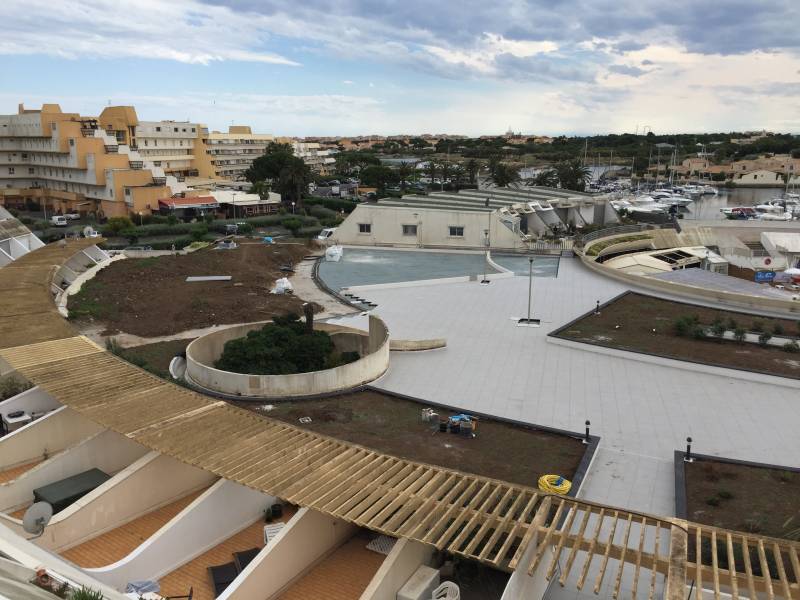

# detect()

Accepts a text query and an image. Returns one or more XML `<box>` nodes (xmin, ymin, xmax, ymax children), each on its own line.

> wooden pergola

<box><xmin>0</xmin><ymin>240</ymin><xmax>797</xmax><ymax>600</ymax></box>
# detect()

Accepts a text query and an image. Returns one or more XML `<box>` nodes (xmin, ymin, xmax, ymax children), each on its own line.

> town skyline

<box><xmin>2</xmin><ymin>0</ymin><xmax>799</xmax><ymax>136</ymax></box>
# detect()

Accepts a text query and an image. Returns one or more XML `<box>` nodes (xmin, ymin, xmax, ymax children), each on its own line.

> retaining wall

<box><xmin>0</xmin><ymin>429</ymin><xmax>148</xmax><ymax>513</ymax></box>
<box><xmin>0</xmin><ymin>407</ymin><xmax>103</xmax><ymax>471</ymax></box>
<box><xmin>359</xmin><ymin>538</ymin><xmax>434</xmax><ymax>600</ymax></box>
<box><xmin>0</xmin><ymin>452</ymin><xmax>216</xmax><ymax>552</ymax></box>
<box><xmin>217</xmin><ymin>507</ymin><xmax>358</xmax><ymax>600</ymax></box>
<box><xmin>186</xmin><ymin>315</ymin><xmax>390</xmax><ymax>398</ymax></box>
<box><xmin>87</xmin><ymin>478</ymin><xmax>275</xmax><ymax>591</ymax></box>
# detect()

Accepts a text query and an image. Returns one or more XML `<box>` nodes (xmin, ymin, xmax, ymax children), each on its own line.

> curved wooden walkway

<box><xmin>0</xmin><ymin>240</ymin><xmax>797</xmax><ymax>600</ymax></box>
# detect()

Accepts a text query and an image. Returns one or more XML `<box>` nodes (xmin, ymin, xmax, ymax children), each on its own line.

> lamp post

<box><xmin>291</xmin><ymin>201</ymin><xmax>296</xmax><ymax>214</ymax></box>
<box><xmin>232</xmin><ymin>192</ymin><xmax>237</xmax><ymax>221</ymax></box>
<box><xmin>526</xmin><ymin>257</ymin><xmax>534</xmax><ymax>321</ymax></box>
<box><xmin>481</xmin><ymin>229</ymin><xmax>490</xmax><ymax>284</ymax></box>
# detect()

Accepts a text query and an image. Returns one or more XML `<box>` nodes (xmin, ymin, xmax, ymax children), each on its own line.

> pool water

<box><xmin>491</xmin><ymin>255</ymin><xmax>560</xmax><ymax>277</ymax></box>
<box><xmin>317</xmin><ymin>248</ymin><xmax>560</xmax><ymax>289</ymax></box>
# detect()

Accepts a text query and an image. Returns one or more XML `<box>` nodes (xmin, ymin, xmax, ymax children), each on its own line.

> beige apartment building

<box><xmin>205</xmin><ymin>126</ymin><xmax>276</xmax><ymax>180</ymax></box>
<box><xmin>0</xmin><ymin>103</ymin><xmax>188</xmax><ymax>218</ymax></box>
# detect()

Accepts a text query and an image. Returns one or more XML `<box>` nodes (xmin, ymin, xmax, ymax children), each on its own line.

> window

<box><xmin>155</xmin><ymin>126</ymin><xmax>161</xmax><ymax>132</ymax></box>
<box><xmin>174</xmin><ymin>127</ymin><xmax>178</xmax><ymax>132</ymax></box>
<box><xmin>191</xmin><ymin>128</ymin><xmax>196</xmax><ymax>133</ymax></box>
<box><xmin>358</xmin><ymin>223</ymin><xmax>372</xmax><ymax>234</ymax></box>
<box><xmin>449</xmin><ymin>226</ymin><xmax>464</xmax><ymax>237</ymax></box>
<box><xmin>402</xmin><ymin>224</ymin><xmax>417</xmax><ymax>236</ymax></box>
<box><xmin>8</xmin><ymin>167</ymin><xmax>14</xmax><ymax>174</ymax></box>
<box><xmin>28</xmin><ymin>167</ymin><xmax>34</xmax><ymax>174</ymax></box>
<box><xmin>144</xmin><ymin>140</ymin><xmax>148</xmax><ymax>147</ymax></box>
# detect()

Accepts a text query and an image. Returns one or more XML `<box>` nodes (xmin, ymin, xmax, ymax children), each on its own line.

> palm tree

<box><xmin>279</xmin><ymin>158</ymin><xmax>310</xmax><ymax>209</ymax></box>
<box><xmin>489</xmin><ymin>163</ymin><xmax>521</xmax><ymax>187</ymax></box>
<box><xmin>450</xmin><ymin>164</ymin><xmax>466</xmax><ymax>190</ymax></box>
<box><xmin>555</xmin><ymin>160</ymin><xmax>591</xmax><ymax>191</ymax></box>
<box><xmin>424</xmin><ymin>161</ymin><xmax>438</xmax><ymax>184</ymax></box>
<box><xmin>397</xmin><ymin>161</ymin><xmax>413</xmax><ymax>191</ymax></box>
<box><xmin>465</xmin><ymin>159</ymin><xmax>479</xmax><ymax>185</ymax></box>
<box><xmin>533</xmin><ymin>169</ymin><xmax>559</xmax><ymax>188</ymax></box>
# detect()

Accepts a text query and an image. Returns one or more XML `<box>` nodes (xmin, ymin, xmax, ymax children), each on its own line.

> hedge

<box><xmin>304</xmin><ymin>196</ymin><xmax>358</xmax><ymax>213</ymax></box>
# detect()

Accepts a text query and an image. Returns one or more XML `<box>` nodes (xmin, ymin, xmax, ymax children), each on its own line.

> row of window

<box><xmin>151</xmin><ymin>126</ymin><xmax>196</xmax><ymax>134</ymax></box>
<box><xmin>358</xmin><ymin>224</ymin><xmax>465</xmax><ymax>237</ymax></box>
<box><xmin>7</xmin><ymin>167</ymin><xmax>35</xmax><ymax>175</ymax></box>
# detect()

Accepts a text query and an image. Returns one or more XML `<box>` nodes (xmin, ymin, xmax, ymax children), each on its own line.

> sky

<box><xmin>1</xmin><ymin>0</ymin><xmax>799</xmax><ymax>137</ymax></box>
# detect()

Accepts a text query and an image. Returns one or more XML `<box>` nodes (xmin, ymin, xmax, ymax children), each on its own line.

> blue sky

<box><xmin>1</xmin><ymin>0</ymin><xmax>799</xmax><ymax>136</ymax></box>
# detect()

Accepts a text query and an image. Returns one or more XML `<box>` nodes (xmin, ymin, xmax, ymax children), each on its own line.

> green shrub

<box><xmin>103</xmin><ymin>216</ymin><xmax>134</xmax><ymax>235</ymax></box>
<box><xmin>752</xmin><ymin>320</ymin><xmax>764</xmax><ymax>332</ymax></box>
<box><xmin>783</xmin><ymin>340</ymin><xmax>800</xmax><ymax>353</ymax></box>
<box><xmin>167</xmin><ymin>214</ymin><xmax>178</xmax><ymax>225</ymax></box>
<box><xmin>215</xmin><ymin>313</ymin><xmax>335</xmax><ymax>375</ymax></box>
<box><xmin>717</xmin><ymin>490</ymin><xmax>734</xmax><ymax>500</ymax></box>
<box><xmin>710</xmin><ymin>321</ymin><xmax>727</xmax><ymax>340</ymax></box>
<box><xmin>68</xmin><ymin>586</ymin><xmax>104</xmax><ymax>600</ymax></box>
<box><xmin>119</xmin><ymin>228</ymin><xmax>139</xmax><ymax>244</ymax></box>
<box><xmin>733</xmin><ymin>327</ymin><xmax>746</xmax><ymax>343</ymax></box>
<box><xmin>758</xmin><ymin>331</ymin><xmax>772</xmax><ymax>347</ymax></box>
<box><xmin>692</xmin><ymin>325</ymin><xmax>707</xmax><ymax>340</ymax></box>
<box><xmin>0</xmin><ymin>374</ymin><xmax>33</xmax><ymax>401</ymax></box>
<box><xmin>674</xmin><ymin>315</ymin><xmax>698</xmax><ymax>337</ymax></box>
<box><xmin>304</xmin><ymin>196</ymin><xmax>358</xmax><ymax>213</ymax></box>
<box><xmin>726</xmin><ymin>318</ymin><xmax>737</xmax><ymax>331</ymax></box>
<box><xmin>281</xmin><ymin>217</ymin><xmax>303</xmax><ymax>235</ymax></box>
<box><xmin>773</xmin><ymin>323</ymin><xmax>785</xmax><ymax>336</ymax></box>
<box><xmin>706</xmin><ymin>496</ymin><xmax>720</xmax><ymax>507</ymax></box>
<box><xmin>191</xmin><ymin>223</ymin><xmax>208</xmax><ymax>241</ymax></box>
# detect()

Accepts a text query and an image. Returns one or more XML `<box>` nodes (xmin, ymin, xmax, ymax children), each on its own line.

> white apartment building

<box><xmin>205</xmin><ymin>126</ymin><xmax>275</xmax><ymax>180</ymax></box>
<box><xmin>292</xmin><ymin>141</ymin><xmax>336</xmax><ymax>175</ymax></box>
<box><xmin>133</xmin><ymin>121</ymin><xmax>211</xmax><ymax>178</ymax></box>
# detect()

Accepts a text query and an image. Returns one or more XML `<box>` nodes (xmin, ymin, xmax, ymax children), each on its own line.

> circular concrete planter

<box><xmin>185</xmin><ymin>316</ymin><xmax>390</xmax><ymax>398</ymax></box>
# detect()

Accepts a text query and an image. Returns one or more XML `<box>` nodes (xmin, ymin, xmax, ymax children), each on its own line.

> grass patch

<box><xmin>113</xmin><ymin>339</ymin><xmax>194</xmax><ymax>379</ymax></box>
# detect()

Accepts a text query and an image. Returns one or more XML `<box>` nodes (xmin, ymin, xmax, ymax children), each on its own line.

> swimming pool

<box><xmin>491</xmin><ymin>254</ymin><xmax>560</xmax><ymax>277</ymax></box>
<box><xmin>317</xmin><ymin>248</ymin><xmax>560</xmax><ymax>290</ymax></box>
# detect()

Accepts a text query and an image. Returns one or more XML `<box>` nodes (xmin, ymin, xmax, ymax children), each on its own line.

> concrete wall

<box><xmin>0</xmin><ymin>407</ymin><xmax>103</xmax><ymax>471</ymax></box>
<box><xmin>0</xmin><ymin>452</ymin><xmax>216</xmax><ymax>552</ymax></box>
<box><xmin>218</xmin><ymin>507</ymin><xmax>358</xmax><ymax>600</ymax></box>
<box><xmin>87</xmin><ymin>478</ymin><xmax>275</xmax><ymax>591</ymax></box>
<box><xmin>581</xmin><ymin>255</ymin><xmax>800</xmax><ymax>314</ymax></box>
<box><xmin>186</xmin><ymin>315</ymin><xmax>390</xmax><ymax>398</ymax></box>
<box><xmin>0</xmin><ymin>429</ymin><xmax>148</xmax><ymax>513</ymax></box>
<box><xmin>359</xmin><ymin>538</ymin><xmax>434</xmax><ymax>600</ymax></box>
<box><xmin>0</xmin><ymin>386</ymin><xmax>60</xmax><ymax>419</ymax></box>
<box><xmin>334</xmin><ymin>205</ymin><xmax>527</xmax><ymax>250</ymax></box>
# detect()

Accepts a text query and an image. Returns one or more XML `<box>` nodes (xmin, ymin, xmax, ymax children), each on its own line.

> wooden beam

<box><xmin>665</xmin><ymin>522</ymin><xmax>688</xmax><ymax>600</ymax></box>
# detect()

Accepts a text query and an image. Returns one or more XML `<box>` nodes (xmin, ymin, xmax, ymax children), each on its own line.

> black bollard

<box><xmin>584</xmin><ymin>420</ymin><xmax>591</xmax><ymax>444</ymax></box>
<box><xmin>685</xmin><ymin>436</ymin><xmax>693</xmax><ymax>462</ymax></box>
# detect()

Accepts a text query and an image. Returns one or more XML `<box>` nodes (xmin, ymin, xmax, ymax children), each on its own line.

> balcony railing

<box><xmin>105</xmin><ymin>145</ymin><xmax>118</xmax><ymax>153</ymax></box>
<box><xmin>152</xmin><ymin>177</ymin><xmax>167</xmax><ymax>186</ymax></box>
<box><xmin>129</xmin><ymin>161</ymin><xmax>143</xmax><ymax>170</ymax></box>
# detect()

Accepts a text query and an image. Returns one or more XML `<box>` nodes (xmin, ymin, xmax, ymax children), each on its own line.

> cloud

<box><xmin>608</xmin><ymin>64</ymin><xmax>647</xmax><ymax>77</ymax></box>
<box><xmin>0</xmin><ymin>0</ymin><xmax>299</xmax><ymax>66</ymax></box>
<box><xmin>342</xmin><ymin>80</ymin><xmax>354</xmax><ymax>85</ymax></box>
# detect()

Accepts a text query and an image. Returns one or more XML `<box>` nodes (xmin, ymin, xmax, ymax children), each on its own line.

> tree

<box><xmin>281</xmin><ymin>217</ymin><xmax>302</xmax><ymax>236</ymax></box>
<box><xmin>397</xmin><ymin>161</ymin><xmax>413</xmax><ymax>191</ymax></box>
<box><xmin>533</xmin><ymin>169</ymin><xmax>559</xmax><ymax>187</ymax></box>
<box><xmin>104</xmin><ymin>216</ymin><xmax>134</xmax><ymax>235</ymax></box>
<box><xmin>244</xmin><ymin>142</ymin><xmax>295</xmax><ymax>184</ymax></box>
<box><xmin>360</xmin><ymin>165</ymin><xmax>396</xmax><ymax>192</ymax></box>
<box><xmin>278</xmin><ymin>158</ymin><xmax>311</xmax><ymax>208</ymax></box>
<box><xmin>424</xmin><ymin>161</ymin><xmax>438</xmax><ymax>183</ymax></box>
<box><xmin>555</xmin><ymin>160</ymin><xmax>592</xmax><ymax>191</ymax></box>
<box><xmin>465</xmin><ymin>159</ymin><xmax>479</xmax><ymax>185</ymax></box>
<box><xmin>489</xmin><ymin>163</ymin><xmax>521</xmax><ymax>187</ymax></box>
<box><xmin>250</xmin><ymin>180</ymin><xmax>272</xmax><ymax>198</ymax></box>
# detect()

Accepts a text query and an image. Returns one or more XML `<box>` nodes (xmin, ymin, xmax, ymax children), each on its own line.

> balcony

<box><xmin>128</xmin><ymin>161</ymin><xmax>143</xmax><ymax>170</ymax></box>
<box><xmin>152</xmin><ymin>177</ymin><xmax>167</xmax><ymax>186</ymax></box>
<box><xmin>104</xmin><ymin>145</ymin><xmax>118</xmax><ymax>154</ymax></box>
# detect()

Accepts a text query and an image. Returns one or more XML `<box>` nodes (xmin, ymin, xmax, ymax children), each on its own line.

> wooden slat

<box><xmin>648</xmin><ymin>523</ymin><xmax>661</xmax><ymax>600</ymax></box>
<box><xmin>545</xmin><ymin>502</ymin><xmax>579</xmax><ymax>581</ymax></box>
<box><xmin>610</xmin><ymin>513</ymin><xmax>634</xmax><ymax>599</ymax></box>
<box><xmin>593</xmin><ymin>510</ymin><xmax>620</xmax><ymax>594</ymax></box>
<box><xmin>526</xmin><ymin>498</ymin><xmax>567</xmax><ymax>576</ymax></box>
<box><xmin>772</xmin><ymin>543</ymin><xmax>792</xmax><ymax>600</ymax></box>
<box><xmin>726</xmin><ymin>533</ymin><xmax>739</xmax><ymax>600</ymax></box>
<box><xmin>576</xmin><ymin>507</ymin><xmax>606</xmax><ymax>591</ymax></box>
<box><xmin>559</xmin><ymin>507</ymin><xmax>591</xmax><ymax>586</ymax></box>
<box><xmin>631</xmin><ymin>516</ymin><xmax>648</xmax><ymax>600</ymax></box>
<box><xmin>741</xmin><ymin>535</ymin><xmax>757</xmax><ymax>600</ymax></box>
<box><xmin>758</xmin><ymin>539</ymin><xmax>775</xmax><ymax>600</ymax></box>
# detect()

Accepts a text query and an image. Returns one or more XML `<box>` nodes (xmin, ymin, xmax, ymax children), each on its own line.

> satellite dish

<box><xmin>23</xmin><ymin>502</ymin><xmax>53</xmax><ymax>538</ymax></box>
<box><xmin>82</xmin><ymin>226</ymin><xmax>95</xmax><ymax>237</ymax></box>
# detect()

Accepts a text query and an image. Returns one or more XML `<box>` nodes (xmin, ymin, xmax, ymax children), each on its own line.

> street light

<box><xmin>291</xmin><ymin>201</ymin><xmax>296</xmax><ymax>214</ymax></box>
<box><xmin>481</xmin><ymin>229</ymin><xmax>490</xmax><ymax>284</ymax></box>
<box><xmin>517</xmin><ymin>256</ymin><xmax>541</xmax><ymax>326</ymax></box>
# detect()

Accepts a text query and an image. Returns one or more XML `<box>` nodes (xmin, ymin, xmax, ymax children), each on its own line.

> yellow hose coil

<box><xmin>538</xmin><ymin>474</ymin><xmax>572</xmax><ymax>494</ymax></box>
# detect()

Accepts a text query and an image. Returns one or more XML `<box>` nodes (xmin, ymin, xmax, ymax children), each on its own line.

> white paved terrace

<box><xmin>329</xmin><ymin>258</ymin><xmax>800</xmax><ymax>517</ymax></box>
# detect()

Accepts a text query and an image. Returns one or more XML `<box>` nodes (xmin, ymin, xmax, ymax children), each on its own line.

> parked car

<box><xmin>124</xmin><ymin>245</ymin><xmax>153</xmax><ymax>252</ymax></box>
<box><xmin>50</xmin><ymin>215</ymin><xmax>68</xmax><ymax>227</ymax></box>
<box><xmin>64</xmin><ymin>213</ymin><xmax>81</xmax><ymax>220</ymax></box>
<box><xmin>317</xmin><ymin>227</ymin><xmax>337</xmax><ymax>241</ymax></box>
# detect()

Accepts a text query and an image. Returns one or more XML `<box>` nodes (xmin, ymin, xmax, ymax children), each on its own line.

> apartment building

<box><xmin>0</xmin><ymin>104</ymin><xmax>186</xmax><ymax>218</ymax></box>
<box><xmin>205</xmin><ymin>126</ymin><xmax>275</xmax><ymax>180</ymax></box>
<box><xmin>97</xmin><ymin>107</ymin><xmax>216</xmax><ymax>180</ymax></box>
<box><xmin>291</xmin><ymin>140</ymin><xmax>335</xmax><ymax>175</ymax></box>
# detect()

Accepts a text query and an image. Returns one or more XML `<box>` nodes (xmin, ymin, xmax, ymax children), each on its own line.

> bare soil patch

<box><xmin>685</xmin><ymin>458</ymin><xmax>800</xmax><ymax>540</ymax></box>
<box><xmin>239</xmin><ymin>389</ymin><xmax>586</xmax><ymax>488</ymax></box>
<box><xmin>116</xmin><ymin>339</ymin><xmax>195</xmax><ymax>379</ymax></box>
<box><xmin>68</xmin><ymin>242</ymin><xmax>319</xmax><ymax>337</ymax></box>
<box><xmin>553</xmin><ymin>292</ymin><xmax>800</xmax><ymax>379</ymax></box>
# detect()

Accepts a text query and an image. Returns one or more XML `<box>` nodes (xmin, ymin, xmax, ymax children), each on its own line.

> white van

<box><xmin>317</xmin><ymin>227</ymin><xmax>337</xmax><ymax>241</ymax></box>
<box><xmin>50</xmin><ymin>215</ymin><xmax>68</xmax><ymax>227</ymax></box>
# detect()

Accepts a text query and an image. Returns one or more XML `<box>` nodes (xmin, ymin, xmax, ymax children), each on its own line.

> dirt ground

<box><xmin>68</xmin><ymin>242</ymin><xmax>320</xmax><ymax>337</ymax></box>
<box><xmin>554</xmin><ymin>292</ymin><xmax>800</xmax><ymax>379</ymax></box>
<box><xmin>117</xmin><ymin>339</ymin><xmax>195</xmax><ymax>378</ymax></box>
<box><xmin>685</xmin><ymin>458</ymin><xmax>800</xmax><ymax>541</ymax></box>
<box><xmin>241</xmin><ymin>390</ymin><xmax>587</xmax><ymax>488</ymax></box>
